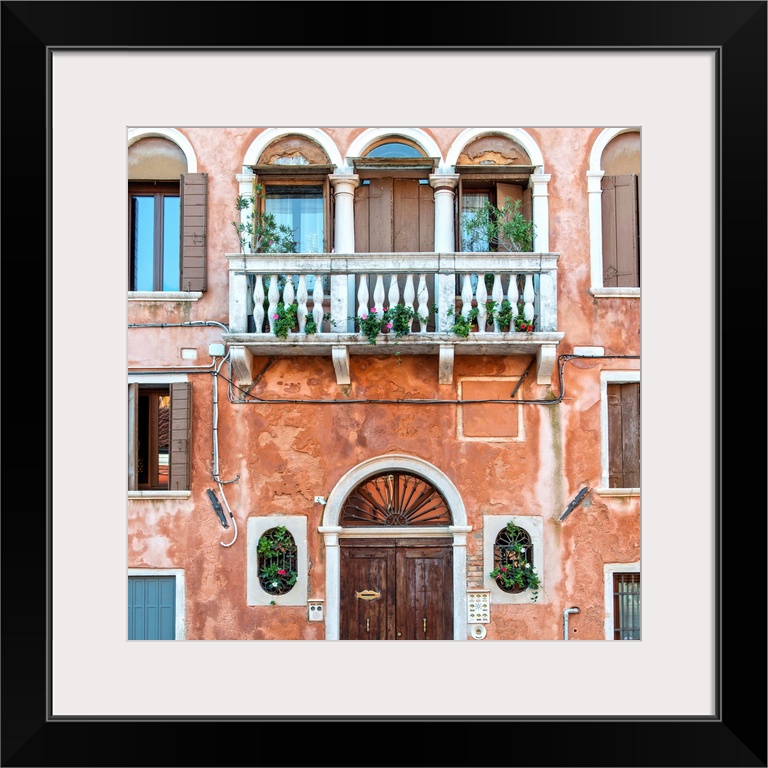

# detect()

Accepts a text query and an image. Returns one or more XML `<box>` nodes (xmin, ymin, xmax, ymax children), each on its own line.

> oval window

<box><xmin>257</xmin><ymin>526</ymin><xmax>298</xmax><ymax>595</ymax></box>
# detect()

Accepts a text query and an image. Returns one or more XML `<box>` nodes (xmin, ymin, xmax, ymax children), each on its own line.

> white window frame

<box><xmin>247</xmin><ymin>515</ymin><xmax>308</xmax><ymax>606</ymax></box>
<box><xmin>483</xmin><ymin>515</ymin><xmax>544</xmax><ymax>604</ymax></box>
<box><xmin>128</xmin><ymin>568</ymin><xmax>186</xmax><ymax>640</ymax></box>
<box><xmin>603</xmin><ymin>561</ymin><xmax>640</xmax><ymax>640</ymax></box>
<box><xmin>587</xmin><ymin>127</ymin><xmax>641</xmax><ymax>298</ymax></box>
<box><xmin>597</xmin><ymin>370</ymin><xmax>640</xmax><ymax>497</ymax></box>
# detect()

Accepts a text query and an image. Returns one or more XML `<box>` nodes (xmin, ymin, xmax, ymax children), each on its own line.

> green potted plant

<box><xmin>489</xmin><ymin>521</ymin><xmax>541</xmax><ymax>602</ymax></box>
<box><xmin>257</xmin><ymin>526</ymin><xmax>298</xmax><ymax>595</ymax></box>
<box><xmin>232</xmin><ymin>182</ymin><xmax>297</xmax><ymax>254</ymax></box>
<box><xmin>463</xmin><ymin>196</ymin><xmax>535</xmax><ymax>252</ymax></box>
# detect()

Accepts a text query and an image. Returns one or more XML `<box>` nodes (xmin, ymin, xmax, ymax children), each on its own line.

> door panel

<box><xmin>340</xmin><ymin>544</ymin><xmax>395</xmax><ymax>640</ymax></box>
<box><xmin>340</xmin><ymin>538</ymin><xmax>452</xmax><ymax>640</ymax></box>
<box><xmin>354</xmin><ymin>177</ymin><xmax>434</xmax><ymax>253</ymax></box>
<box><xmin>396</xmin><ymin>546</ymin><xmax>453</xmax><ymax>640</ymax></box>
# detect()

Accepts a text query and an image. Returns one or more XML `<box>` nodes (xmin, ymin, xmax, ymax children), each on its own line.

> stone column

<box><xmin>329</xmin><ymin>174</ymin><xmax>360</xmax><ymax>254</ymax></box>
<box><xmin>530</xmin><ymin>172</ymin><xmax>551</xmax><ymax>253</ymax></box>
<box><xmin>429</xmin><ymin>174</ymin><xmax>459</xmax><ymax>252</ymax></box>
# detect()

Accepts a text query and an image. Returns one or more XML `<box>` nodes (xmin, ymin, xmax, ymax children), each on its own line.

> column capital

<box><xmin>429</xmin><ymin>173</ymin><xmax>459</xmax><ymax>191</ymax></box>
<box><xmin>329</xmin><ymin>174</ymin><xmax>360</xmax><ymax>191</ymax></box>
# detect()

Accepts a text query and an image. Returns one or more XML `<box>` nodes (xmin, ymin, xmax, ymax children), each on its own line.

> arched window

<box><xmin>490</xmin><ymin>520</ymin><xmax>541</xmax><ymax>602</ymax></box>
<box><xmin>339</xmin><ymin>471</ymin><xmax>452</xmax><ymax>526</ymax></box>
<box><xmin>128</xmin><ymin>132</ymin><xmax>207</xmax><ymax>294</ymax></box>
<box><xmin>257</xmin><ymin>526</ymin><xmax>298</xmax><ymax>595</ymax></box>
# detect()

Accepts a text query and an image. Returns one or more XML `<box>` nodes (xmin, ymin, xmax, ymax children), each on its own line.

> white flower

<box><xmin>532</xmin><ymin>567</ymin><xmax>538</xmax><ymax>574</ymax></box>
<box><xmin>525</xmin><ymin>563</ymin><xmax>531</xmax><ymax>569</ymax></box>
<box><xmin>272</xmin><ymin>581</ymin><xmax>279</xmax><ymax>588</ymax></box>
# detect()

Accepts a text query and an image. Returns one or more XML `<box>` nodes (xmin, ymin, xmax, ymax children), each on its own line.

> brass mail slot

<box><xmin>355</xmin><ymin>590</ymin><xmax>381</xmax><ymax>601</ymax></box>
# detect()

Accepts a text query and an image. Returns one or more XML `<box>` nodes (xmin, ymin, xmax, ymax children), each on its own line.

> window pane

<box><xmin>367</xmin><ymin>142</ymin><xmax>422</xmax><ymax>158</ymax></box>
<box><xmin>265</xmin><ymin>187</ymin><xmax>323</xmax><ymax>253</ymax></box>
<box><xmin>162</xmin><ymin>196</ymin><xmax>180</xmax><ymax>291</ymax></box>
<box><xmin>132</xmin><ymin>196</ymin><xmax>155</xmax><ymax>291</ymax></box>
<box><xmin>461</xmin><ymin>191</ymin><xmax>490</xmax><ymax>252</ymax></box>
<box><xmin>156</xmin><ymin>394</ymin><xmax>170</xmax><ymax>488</ymax></box>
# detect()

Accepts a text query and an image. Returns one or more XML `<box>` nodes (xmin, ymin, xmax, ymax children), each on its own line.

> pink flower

<box><xmin>273</xmin><ymin>314</ymin><xmax>279</xmax><ymax>320</ymax></box>
<box><xmin>361</xmin><ymin>314</ymin><xmax>367</xmax><ymax>320</ymax></box>
<box><xmin>386</xmin><ymin>323</ymin><xmax>393</xmax><ymax>330</ymax></box>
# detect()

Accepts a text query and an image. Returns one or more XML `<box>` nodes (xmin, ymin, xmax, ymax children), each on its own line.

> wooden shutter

<box><xmin>169</xmin><ymin>382</ymin><xmax>191</xmax><ymax>490</ymax></box>
<box><xmin>180</xmin><ymin>172</ymin><xmax>207</xmax><ymax>291</ymax></box>
<box><xmin>418</xmin><ymin>182</ymin><xmax>435</xmax><ymax>252</ymax></box>
<box><xmin>601</xmin><ymin>174</ymin><xmax>639</xmax><ymax>287</ymax></box>
<box><xmin>608</xmin><ymin>382</ymin><xmax>640</xmax><ymax>488</ymax></box>
<box><xmin>128</xmin><ymin>383</ymin><xmax>138</xmax><ymax>490</ymax></box>
<box><xmin>324</xmin><ymin>174</ymin><xmax>333</xmax><ymax>253</ymax></box>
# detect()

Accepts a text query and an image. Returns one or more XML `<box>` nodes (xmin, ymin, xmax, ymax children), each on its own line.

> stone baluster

<box><xmin>461</xmin><ymin>274</ymin><xmax>473</xmax><ymax>318</ymax></box>
<box><xmin>508</xmin><ymin>274</ymin><xmax>520</xmax><ymax>319</ymax></box>
<box><xmin>283</xmin><ymin>275</ymin><xmax>295</xmax><ymax>308</ymax></box>
<box><xmin>373</xmin><ymin>274</ymin><xmax>386</xmax><ymax>313</ymax></box>
<box><xmin>492</xmin><ymin>274</ymin><xmax>504</xmax><ymax>332</ymax></box>
<box><xmin>267</xmin><ymin>275</ymin><xmax>280</xmax><ymax>334</ymax></box>
<box><xmin>253</xmin><ymin>275</ymin><xmax>265</xmax><ymax>334</ymax></box>
<box><xmin>312</xmin><ymin>276</ymin><xmax>324</xmax><ymax>331</ymax></box>
<box><xmin>403</xmin><ymin>274</ymin><xmax>416</xmax><ymax>331</ymax></box>
<box><xmin>296</xmin><ymin>275</ymin><xmax>308</xmax><ymax>333</ymax></box>
<box><xmin>416</xmin><ymin>274</ymin><xmax>429</xmax><ymax>332</ymax></box>
<box><xmin>476</xmin><ymin>274</ymin><xmax>488</xmax><ymax>332</ymax></box>
<box><xmin>523</xmin><ymin>274</ymin><xmax>535</xmax><ymax>324</ymax></box>
<box><xmin>388</xmin><ymin>274</ymin><xmax>400</xmax><ymax>311</ymax></box>
<box><xmin>357</xmin><ymin>275</ymin><xmax>370</xmax><ymax>326</ymax></box>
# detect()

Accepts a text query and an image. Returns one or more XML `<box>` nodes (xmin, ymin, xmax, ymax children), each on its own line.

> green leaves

<box><xmin>232</xmin><ymin>183</ymin><xmax>298</xmax><ymax>254</ymax></box>
<box><xmin>463</xmin><ymin>196</ymin><xmax>535</xmax><ymax>253</ymax></box>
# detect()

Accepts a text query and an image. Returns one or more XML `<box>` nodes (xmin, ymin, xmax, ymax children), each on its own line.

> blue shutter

<box><xmin>128</xmin><ymin>576</ymin><xmax>176</xmax><ymax>640</ymax></box>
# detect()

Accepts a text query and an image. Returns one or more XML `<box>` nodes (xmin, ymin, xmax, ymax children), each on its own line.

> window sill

<box><xmin>128</xmin><ymin>291</ymin><xmax>203</xmax><ymax>302</ymax></box>
<box><xmin>589</xmin><ymin>287</ymin><xmax>640</xmax><ymax>298</ymax></box>
<box><xmin>129</xmin><ymin>490</ymin><xmax>191</xmax><ymax>500</ymax></box>
<box><xmin>594</xmin><ymin>487</ymin><xmax>640</xmax><ymax>498</ymax></box>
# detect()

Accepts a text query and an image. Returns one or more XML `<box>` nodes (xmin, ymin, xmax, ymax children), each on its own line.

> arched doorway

<box><xmin>319</xmin><ymin>454</ymin><xmax>471</xmax><ymax>640</ymax></box>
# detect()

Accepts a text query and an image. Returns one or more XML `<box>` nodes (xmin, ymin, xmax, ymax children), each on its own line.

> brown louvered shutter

<box><xmin>601</xmin><ymin>174</ymin><xmax>639</xmax><ymax>287</ymax></box>
<box><xmin>128</xmin><ymin>383</ymin><xmax>139</xmax><ymax>490</ymax></box>
<box><xmin>180</xmin><ymin>172</ymin><xmax>207</xmax><ymax>291</ymax></box>
<box><xmin>418</xmin><ymin>181</ymin><xmax>435</xmax><ymax>251</ymax></box>
<box><xmin>608</xmin><ymin>382</ymin><xmax>640</xmax><ymax>488</ymax></box>
<box><xmin>354</xmin><ymin>182</ymin><xmax>371</xmax><ymax>252</ymax></box>
<box><xmin>324</xmin><ymin>174</ymin><xmax>333</xmax><ymax>253</ymax></box>
<box><xmin>169</xmin><ymin>382</ymin><xmax>191</xmax><ymax>490</ymax></box>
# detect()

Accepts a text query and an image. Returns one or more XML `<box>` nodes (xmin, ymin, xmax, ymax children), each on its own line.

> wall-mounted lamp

<box><xmin>207</xmin><ymin>489</ymin><xmax>228</xmax><ymax>528</ymax></box>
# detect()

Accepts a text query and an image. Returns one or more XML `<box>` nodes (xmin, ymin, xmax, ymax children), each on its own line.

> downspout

<box><xmin>563</xmin><ymin>606</ymin><xmax>580</xmax><ymax>640</ymax></box>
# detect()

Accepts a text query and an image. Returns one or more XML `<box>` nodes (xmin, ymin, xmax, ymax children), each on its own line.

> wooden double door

<box><xmin>340</xmin><ymin>538</ymin><xmax>453</xmax><ymax>640</ymax></box>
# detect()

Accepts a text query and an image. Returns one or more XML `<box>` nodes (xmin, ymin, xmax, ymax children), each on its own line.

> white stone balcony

<box><xmin>223</xmin><ymin>252</ymin><xmax>563</xmax><ymax>386</ymax></box>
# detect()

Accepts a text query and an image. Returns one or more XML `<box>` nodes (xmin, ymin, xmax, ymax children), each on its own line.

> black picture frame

<box><xmin>4</xmin><ymin>2</ymin><xmax>765</xmax><ymax>766</ymax></box>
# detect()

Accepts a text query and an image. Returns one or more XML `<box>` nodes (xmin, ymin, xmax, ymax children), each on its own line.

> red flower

<box><xmin>500</xmin><ymin>566</ymin><xmax>507</xmax><ymax>572</ymax></box>
<box><xmin>277</xmin><ymin>569</ymin><xmax>287</xmax><ymax>576</ymax></box>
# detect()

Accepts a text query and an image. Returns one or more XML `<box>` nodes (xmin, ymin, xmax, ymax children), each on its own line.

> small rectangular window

<box><xmin>129</xmin><ymin>382</ymin><xmax>190</xmax><ymax>491</ymax></box>
<box><xmin>613</xmin><ymin>573</ymin><xmax>640</xmax><ymax>640</ymax></box>
<box><xmin>265</xmin><ymin>184</ymin><xmax>324</xmax><ymax>253</ymax></box>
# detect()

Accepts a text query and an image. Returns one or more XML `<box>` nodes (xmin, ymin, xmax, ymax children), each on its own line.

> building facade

<box><xmin>127</xmin><ymin>126</ymin><xmax>640</xmax><ymax>641</ymax></box>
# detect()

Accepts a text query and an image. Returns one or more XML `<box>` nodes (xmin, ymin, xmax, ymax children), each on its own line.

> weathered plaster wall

<box><xmin>127</xmin><ymin>127</ymin><xmax>640</xmax><ymax>641</ymax></box>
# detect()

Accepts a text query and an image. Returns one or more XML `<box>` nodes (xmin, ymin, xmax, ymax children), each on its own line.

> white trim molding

<box><xmin>587</xmin><ymin>127</ymin><xmax>641</xmax><ymax>294</ymax></box>
<box><xmin>599</xmin><ymin>369</ymin><xmax>640</xmax><ymax>493</ymax></box>
<box><xmin>483</xmin><ymin>515</ymin><xmax>545</xmax><ymax>605</ymax></box>
<box><xmin>247</xmin><ymin>515</ymin><xmax>308</xmax><ymax>607</ymax></box>
<box><xmin>603</xmin><ymin>561</ymin><xmax>640</xmax><ymax>639</ymax></box>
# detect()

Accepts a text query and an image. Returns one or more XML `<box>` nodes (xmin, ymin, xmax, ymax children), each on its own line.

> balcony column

<box><xmin>530</xmin><ymin>173</ymin><xmax>551</xmax><ymax>253</ymax></box>
<box><xmin>429</xmin><ymin>174</ymin><xmax>459</xmax><ymax>252</ymax></box>
<box><xmin>329</xmin><ymin>174</ymin><xmax>360</xmax><ymax>253</ymax></box>
<box><xmin>587</xmin><ymin>169</ymin><xmax>605</xmax><ymax>288</ymax></box>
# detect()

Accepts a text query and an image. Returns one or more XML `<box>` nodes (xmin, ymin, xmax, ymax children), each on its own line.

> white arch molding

<box><xmin>127</xmin><ymin>127</ymin><xmax>198</xmax><ymax>172</ymax></box>
<box><xmin>587</xmin><ymin>127</ymin><xmax>641</xmax><ymax>295</ymax></box>
<box><xmin>242</xmin><ymin>127</ymin><xmax>344</xmax><ymax>171</ymax></box>
<box><xmin>318</xmin><ymin>454</ymin><xmax>471</xmax><ymax>640</ymax></box>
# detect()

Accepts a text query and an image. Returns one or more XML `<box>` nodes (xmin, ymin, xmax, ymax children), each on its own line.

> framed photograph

<box><xmin>7</xmin><ymin>1</ymin><xmax>765</xmax><ymax>765</ymax></box>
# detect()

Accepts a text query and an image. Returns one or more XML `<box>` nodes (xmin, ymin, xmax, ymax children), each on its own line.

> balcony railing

<box><xmin>224</xmin><ymin>252</ymin><xmax>563</xmax><ymax>385</ymax></box>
